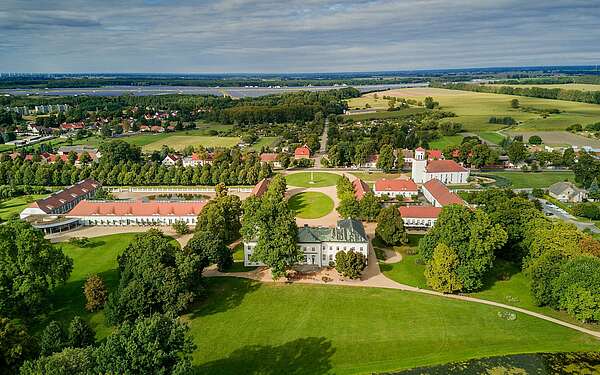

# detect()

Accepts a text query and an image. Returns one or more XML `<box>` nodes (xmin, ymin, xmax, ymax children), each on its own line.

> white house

<box><xmin>422</xmin><ymin>179</ymin><xmax>465</xmax><ymax>207</ymax></box>
<box><xmin>548</xmin><ymin>182</ymin><xmax>588</xmax><ymax>203</ymax></box>
<box><xmin>162</xmin><ymin>154</ymin><xmax>181</xmax><ymax>166</ymax></box>
<box><xmin>399</xmin><ymin>206</ymin><xmax>442</xmax><ymax>228</ymax></box>
<box><xmin>66</xmin><ymin>200</ymin><xmax>207</xmax><ymax>226</ymax></box>
<box><xmin>412</xmin><ymin>147</ymin><xmax>469</xmax><ymax>184</ymax></box>
<box><xmin>373</xmin><ymin>178</ymin><xmax>418</xmax><ymax>198</ymax></box>
<box><xmin>183</xmin><ymin>153</ymin><xmax>214</xmax><ymax>167</ymax></box>
<box><xmin>244</xmin><ymin>219</ymin><xmax>369</xmax><ymax>267</ymax></box>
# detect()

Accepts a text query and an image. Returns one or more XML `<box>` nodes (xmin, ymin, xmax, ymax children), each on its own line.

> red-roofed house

<box><xmin>373</xmin><ymin>178</ymin><xmax>418</xmax><ymax>198</ymax></box>
<box><xmin>67</xmin><ymin>200</ymin><xmax>207</xmax><ymax>226</ymax></box>
<box><xmin>182</xmin><ymin>152</ymin><xmax>213</xmax><ymax>167</ymax></box>
<box><xmin>162</xmin><ymin>154</ymin><xmax>180</xmax><ymax>166</ymax></box>
<box><xmin>260</xmin><ymin>153</ymin><xmax>281</xmax><ymax>168</ymax></box>
<box><xmin>427</xmin><ymin>149</ymin><xmax>444</xmax><ymax>160</ymax></box>
<box><xmin>422</xmin><ymin>179</ymin><xmax>465</xmax><ymax>207</ymax></box>
<box><xmin>352</xmin><ymin>178</ymin><xmax>371</xmax><ymax>200</ymax></box>
<box><xmin>359</xmin><ymin>154</ymin><xmax>379</xmax><ymax>169</ymax></box>
<box><xmin>150</xmin><ymin>125</ymin><xmax>164</xmax><ymax>133</ymax></box>
<box><xmin>60</xmin><ymin>122</ymin><xmax>85</xmax><ymax>132</ymax></box>
<box><xmin>294</xmin><ymin>144</ymin><xmax>311</xmax><ymax>160</ymax></box>
<box><xmin>399</xmin><ymin>206</ymin><xmax>442</xmax><ymax>228</ymax></box>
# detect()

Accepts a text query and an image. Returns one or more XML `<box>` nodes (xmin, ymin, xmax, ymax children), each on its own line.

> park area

<box><xmin>288</xmin><ymin>192</ymin><xmax>334</xmax><ymax>219</ymax></box>
<box><xmin>476</xmin><ymin>171</ymin><xmax>575</xmax><ymax>189</ymax></box>
<box><xmin>285</xmin><ymin>172</ymin><xmax>340</xmax><ymax>187</ymax></box>
<box><xmin>36</xmin><ymin>232</ymin><xmax>600</xmax><ymax>374</ymax></box>
<box><xmin>349</xmin><ymin>87</ymin><xmax>600</xmax><ymax>132</ymax></box>
<box><xmin>0</xmin><ymin>194</ymin><xmax>47</xmax><ymax>221</ymax></box>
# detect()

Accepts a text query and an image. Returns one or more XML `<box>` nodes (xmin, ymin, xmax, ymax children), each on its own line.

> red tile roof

<box><xmin>352</xmin><ymin>178</ymin><xmax>371</xmax><ymax>200</ymax></box>
<box><xmin>425</xmin><ymin>160</ymin><xmax>468</xmax><ymax>173</ymax></box>
<box><xmin>295</xmin><ymin>144</ymin><xmax>311</xmax><ymax>157</ymax></box>
<box><xmin>260</xmin><ymin>153</ymin><xmax>279</xmax><ymax>162</ymax></box>
<box><xmin>415</xmin><ymin>147</ymin><xmax>425</xmax><ymax>152</ymax></box>
<box><xmin>427</xmin><ymin>149</ymin><xmax>443</xmax><ymax>160</ymax></box>
<box><xmin>251</xmin><ymin>178</ymin><xmax>271</xmax><ymax>197</ymax></box>
<box><xmin>399</xmin><ymin>206</ymin><xmax>442</xmax><ymax>218</ymax></box>
<box><xmin>375</xmin><ymin>178</ymin><xmax>418</xmax><ymax>193</ymax></box>
<box><xmin>423</xmin><ymin>179</ymin><xmax>464</xmax><ymax>206</ymax></box>
<box><xmin>68</xmin><ymin>200</ymin><xmax>206</xmax><ymax>217</ymax></box>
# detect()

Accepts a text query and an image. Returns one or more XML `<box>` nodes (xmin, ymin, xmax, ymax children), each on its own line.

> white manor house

<box><xmin>244</xmin><ymin>218</ymin><xmax>369</xmax><ymax>267</ymax></box>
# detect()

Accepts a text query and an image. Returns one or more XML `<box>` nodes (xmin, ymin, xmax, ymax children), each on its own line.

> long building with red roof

<box><xmin>399</xmin><ymin>206</ymin><xmax>442</xmax><ymax>228</ymax></box>
<box><xmin>373</xmin><ymin>178</ymin><xmax>418</xmax><ymax>198</ymax></box>
<box><xmin>422</xmin><ymin>179</ymin><xmax>465</xmax><ymax>207</ymax></box>
<box><xmin>67</xmin><ymin>200</ymin><xmax>207</xmax><ymax>226</ymax></box>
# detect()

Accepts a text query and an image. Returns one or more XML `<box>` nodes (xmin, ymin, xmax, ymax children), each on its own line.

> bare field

<box><xmin>505</xmin><ymin>131</ymin><xmax>600</xmax><ymax>148</ymax></box>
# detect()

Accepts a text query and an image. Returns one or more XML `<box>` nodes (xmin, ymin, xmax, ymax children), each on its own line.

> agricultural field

<box><xmin>288</xmin><ymin>192</ymin><xmax>334</xmax><ymax>219</ymax></box>
<box><xmin>505</xmin><ymin>131</ymin><xmax>600</xmax><ymax>148</ymax></box>
<box><xmin>487</xmin><ymin>83</ymin><xmax>600</xmax><ymax>91</ymax></box>
<box><xmin>356</xmin><ymin>87</ymin><xmax>600</xmax><ymax>132</ymax></box>
<box><xmin>476</xmin><ymin>171</ymin><xmax>575</xmax><ymax>189</ymax></box>
<box><xmin>477</xmin><ymin>131</ymin><xmax>507</xmax><ymax>145</ymax></box>
<box><xmin>428</xmin><ymin>135</ymin><xmax>464</xmax><ymax>149</ymax></box>
<box><xmin>0</xmin><ymin>194</ymin><xmax>47</xmax><ymax>221</ymax></box>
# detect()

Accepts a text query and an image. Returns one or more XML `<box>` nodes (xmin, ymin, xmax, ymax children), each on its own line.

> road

<box><xmin>314</xmin><ymin>118</ymin><xmax>329</xmax><ymax>168</ymax></box>
<box><xmin>538</xmin><ymin>198</ymin><xmax>600</xmax><ymax>234</ymax></box>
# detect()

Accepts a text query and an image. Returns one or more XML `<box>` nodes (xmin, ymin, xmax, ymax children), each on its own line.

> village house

<box><xmin>182</xmin><ymin>152</ymin><xmax>214</xmax><ymax>167</ymax></box>
<box><xmin>412</xmin><ymin>147</ymin><xmax>469</xmax><ymax>184</ymax></box>
<box><xmin>244</xmin><ymin>219</ymin><xmax>368</xmax><ymax>267</ymax></box>
<box><xmin>373</xmin><ymin>178</ymin><xmax>418</xmax><ymax>198</ymax></box>
<box><xmin>294</xmin><ymin>144</ymin><xmax>311</xmax><ymax>160</ymax></box>
<box><xmin>260</xmin><ymin>153</ymin><xmax>281</xmax><ymax>168</ymax></box>
<box><xmin>548</xmin><ymin>181</ymin><xmax>588</xmax><ymax>203</ymax></box>
<box><xmin>162</xmin><ymin>154</ymin><xmax>181</xmax><ymax>166</ymax></box>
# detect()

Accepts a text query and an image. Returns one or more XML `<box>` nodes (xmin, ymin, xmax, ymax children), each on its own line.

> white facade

<box><xmin>422</xmin><ymin>188</ymin><xmax>443</xmax><ymax>207</ymax></box>
<box><xmin>423</xmin><ymin>171</ymin><xmax>469</xmax><ymax>185</ymax></box>
<box><xmin>411</xmin><ymin>149</ymin><xmax>428</xmax><ymax>183</ymax></box>
<box><xmin>244</xmin><ymin>240</ymin><xmax>368</xmax><ymax>267</ymax></box>
<box><xmin>70</xmin><ymin>214</ymin><xmax>198</xmax><ymax>226</ymax></box>
<box><xmin>401</xmin><ymin>216</ymin><xmax>437</xmax><ymax>228</ymax></box>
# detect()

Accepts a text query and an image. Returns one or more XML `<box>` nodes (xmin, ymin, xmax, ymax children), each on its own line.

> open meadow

<box><xmin>39</xmin><ymin>232</ymin><xmax>600</xmax><ymax>374</ymax></box>
<box><xmin>487</xmin><ymin>83</ymin><xmax>600</xmax><ymax>91</ymax></box>
<box><xmin>350</xmin><ymin>87</ymin><xmax>600</xmax><ymax>132</ymax></box>
<box><xmin>0</xmin><ymin>194</ymin><xmax>47</xmax><ymax>221</ymax></box>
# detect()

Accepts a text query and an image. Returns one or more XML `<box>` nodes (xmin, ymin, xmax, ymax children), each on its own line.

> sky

<box><xmin>1</xmin><ymin>0</ymin><xmax>600</xmax><ymax>73</ymax></box>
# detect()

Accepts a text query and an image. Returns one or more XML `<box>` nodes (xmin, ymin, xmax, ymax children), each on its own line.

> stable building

<box><xmin>399</xmin><ymin>206</ymin><xmax>442</xmax><ymax>228</ymax></box>
<box><xmin>20</xmin><ymin>178</ymin><xmax>101</xmax><ymax>219</ymax></box>
<box><xmin>352</xmin><ymin>178</ymin><xmax>371</xmax><ymax>200</ymax></box>
<box><xmin>422</xmin><ymin>179</ymin><xmax>465</xmax><ymax>207</ymax></box>
<box><xmin>244</xmin><ymin>219</ymin><xmax>369</xmax><ymax>267</ymax></box>
<box><xmin>373</xmin><ymin>178</ymin><xmax>418</xmax><ymax>198</ymax></box>
<box><xmin>67</xmin><ymin>200</ymin><xmax>207</xmax><ymax>226</ymax></box>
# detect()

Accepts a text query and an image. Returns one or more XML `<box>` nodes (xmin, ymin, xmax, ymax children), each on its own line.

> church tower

<box><xmin>412</xmin><ymin>147</ymin><xmax>427</xmax><ymax>183</ymax></box>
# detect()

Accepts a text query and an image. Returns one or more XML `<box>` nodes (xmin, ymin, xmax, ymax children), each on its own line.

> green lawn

<box><xmin>429</xmin><ymin>135</ymin><xmax>464</xmax><ymax>149</ymax></box>
<box><xmin>288</xmin><ymin>192</ymin><xmax>334</xmax><ymax>219</ymax></box>
<box><xmin>250</xmin><ymin>136</ymin><xmax>279</xmax><ymax>151</ymax></box>
<box><xmin>477</xmin><ymin>132</ymin><xmax>507</xmax><ymax>145</ymax></box>
<box><xmin>358</xmin><ymin>87</ymin><xmax>600</xmax><ymax>132</ymax></box>
<box><xmin>476</xmin><ymin>171</ymin><xmax>575</xmax><ymax>189</ymax></box>
<box><xmin>142</xmin><ymin>135</ymin><xmax>241</xmax><ymax>152</ymax></box>
<box><xmin>0</xmin><ymin>194</ymin><xmax>47</xmax><ymax>221</ymax></box>
<box><xmin>285</xmin><ymin>172</ymin><xmax>341</xmax><ymax>187</ymax></box>
<box><xmin>349</xmin><ymin>171</ymin><xmax>403</xmax><ymax>182</ymax></box>
<box><xmin>189</xmin><ymin>277</ymin><xmax>600</xmax><ymax>374</ymax></box>
<box><xmin>43</xmin><ymin>233</ymin><xmax>600</xmax><ymax>374</ymax></box>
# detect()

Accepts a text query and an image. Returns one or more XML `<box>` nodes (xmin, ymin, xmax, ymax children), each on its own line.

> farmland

<box><xmin>351</xmin><ymin>87</ymin><xmax>600</xmax><ymax>132</ymax></box>
<box><xmin>487</xmin><ymin>83</ymin><xmax>600</xmax><ymax>91</ymax></box>
<box><xmin>476</xmin><ymin>171</ymin><xmax>575</xmax><ymax>189</ymax></box>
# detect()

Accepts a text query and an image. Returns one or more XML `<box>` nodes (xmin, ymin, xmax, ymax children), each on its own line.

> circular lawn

<box><xmin>288</xmin><ymin>192</ymin><xmax>334</xmax><ymax>219</ymax></box>
<box><xmin>285</xmin><ymin>172</ymin><xmax>340</xmax><ymax>187</ymax></box>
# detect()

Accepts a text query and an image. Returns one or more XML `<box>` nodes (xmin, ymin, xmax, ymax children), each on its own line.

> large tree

<box><xmin>419</xmin><ymin>205</ymin><xmax>507</xmax><ymax>292</ymax></box>
<box><xmin>376</xmin><ymin>144</ymin><xmax>395</xmax><ymax>172</ymax></box>
<box><xmin>0</xmin><ymin>317</ymin><xmax>35</xmax><ymax>374</ymax></box>
<box><xmin>94</xmin><ymin>314</ymin><xmax>195</xmax><ymax>375</ymax></box>
<box><xmin>375</xmin><ymin>206</ymin><xmax>407</xmax><ymax>246</ymax></box>
<box><xmin>425</xmin><ymin>243</ymin><xmax>463</xmax><ymax>293</ymax></box>
<box><xmin>184</xmin><ymin>230</ymin><xmax>232</xmax><ymax>271</ymax></box>
<box><xmin>0</xmin><ymin>220</ymin><xmax>73</xmax><ymax>317</ymax></box>
<box><xmin>196</xmin><ymin>193</ymin><xmax>242</xmax><ymax>243</ymax></box>
<box><xmin>242</xmin><ymin>175</ymin><xmax>302</xmax><ymax>279</ymax></box>
<box><xmin>105</xmin><ymin>229</ymin><xmax>204</xmax><ymax>324</ymax></box>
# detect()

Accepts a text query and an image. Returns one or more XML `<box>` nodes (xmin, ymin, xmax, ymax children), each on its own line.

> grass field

<box><xmin>476</xmin><ymin>171</ymin><xmax>575</xmax><ymax>189</ymax></box>
<box><xmin>344</xmin><ymin>107</ymin><xmax>426</xmax><ymax>121</ymax></box>
<box><xmin>505</xmin><ymin>131</ymin><xmax>600</xmax><ymax>148</ymax></box>
<box><xmin>143</xmin><ymin>135</ymin><xmax>241</xmax><ymax>151</ymax></box>
<box><xmin>429</xmin><ymin>135</ymin><xmax>464</xmax><ymax>149</ymax></box>
<box><xmin>44</xmin><ymin>233</ymin><xmax>600</xmax><ymax>374</ymax></box>
<box><xmin>190</xmin><ymin>277</ymin><xmax>600</xmax><ymax>374</ymax></box>
<box><xmin>488</xmin><ymin>83</ymin><xmax>600</xmax><ymax>91</ymax></box>
<box><xmin>477</xmin><ymin>132</ymin><xmax>507</xmax><ymax>145</ymax></box>
<box><xmin>353</xmin><ymin>88</ymin><xmax>600</xmax><ymax>132</ymax></box>
<box><xmin>288</xmin><ymin>192</ymin><xmax>334</xmax><ymax>219</ymax></box>
<box><xmin>285</xmin><ymin>172</ymin><xmax>340</xmax><ymax>187</ymax></box>
<box><xmin>0</xmin><ymin>194</ymin><xmax>47</xmax><ymax>221</ymax></box>
<box><xmin>349</xmin><ymin>171</ymin><xmax>404</xmax><ymax>181</ymax></box>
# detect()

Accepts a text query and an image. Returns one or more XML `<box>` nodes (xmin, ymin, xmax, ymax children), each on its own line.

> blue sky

<box><xmin>1</xmin><ymin>0</ymin><xmax>600</xmax><ymax>73</ymax></box>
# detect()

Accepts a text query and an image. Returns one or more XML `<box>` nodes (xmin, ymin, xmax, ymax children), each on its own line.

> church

<box><xmin>411</xmin><ymin>147</ymin><xmax>469</xmax><ymax>184</ymax></box>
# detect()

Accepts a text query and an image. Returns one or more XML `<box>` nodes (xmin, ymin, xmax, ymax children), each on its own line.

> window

<box><xmin>322</xmin><ymin>254</ymin><xmax>326</xmax><ymax>261</ymax></box>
